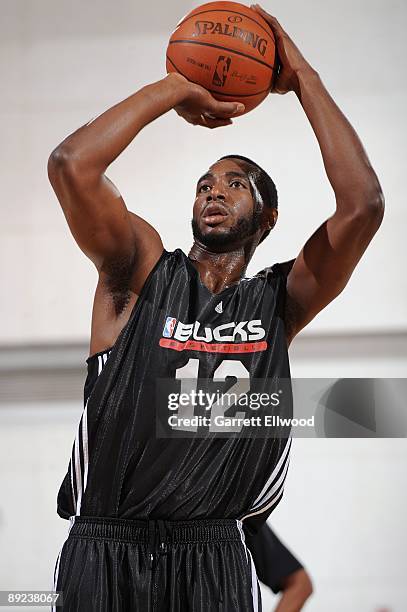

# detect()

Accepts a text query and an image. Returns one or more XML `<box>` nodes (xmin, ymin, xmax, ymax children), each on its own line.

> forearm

<box><xmin>273</xmin><ymin>569</ymin><xmax>313</xmax><ymax>612</ymax></box>
<box><xmin>274</xmin><ymin>589</ymin><xmax>308</xmax><ymax>612</ymax></box>
<box><xmin>295</xmin><ymin>67</ymin><xmax>383</xmax><ymax>209</ymax></box>
<box><xmin>49</xmin><ymin>73</ymin><xmax>185</xmax><ymax>176</ymax></box>
<box><xmin>273</xmin><ymin>581</ymin><xmax>312</xmax><ymax>612</ymax></box>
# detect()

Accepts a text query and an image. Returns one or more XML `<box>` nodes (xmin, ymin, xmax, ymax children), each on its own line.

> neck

<box><xmin>187</xmin><ymin>241</ymin><xmax>256</xmax><ymax>294</ymax></box>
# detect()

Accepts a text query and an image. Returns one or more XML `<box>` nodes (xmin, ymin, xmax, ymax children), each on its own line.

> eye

<box><xmin>198</xmin><ymin>180</ymin><xmax>245</xmax><ymax>192</ymax></box>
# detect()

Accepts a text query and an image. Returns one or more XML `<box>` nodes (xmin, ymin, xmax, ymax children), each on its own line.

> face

<box><xmin>191</xmin><ymin>159</ymin><xmax>264</xmax><ymax>250</ymax></box>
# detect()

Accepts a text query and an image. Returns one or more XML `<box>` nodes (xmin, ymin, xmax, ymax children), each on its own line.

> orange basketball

<box><xmin>166</xmin><ymin>1</ymin><xmax>276</xmax><ymax>115</ymax></box>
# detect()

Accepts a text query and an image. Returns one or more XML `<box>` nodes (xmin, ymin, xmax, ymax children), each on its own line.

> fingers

<box><xmin>209</xmin><ymin>101</ymin><xmax>245</xmax><ymax>118</ymax></box>
<box><xmin>250</xmin><ymin>4</ymin><xmax>285</xmax><ymax>35</ymax></box>
<box><xmin>198</xmin><ymin>114</ymin><xmax>233</xmax><ymax>129</ymax></box>
<box><xmin>176</xmin><ymin>109</ymin><xmax>233</xmax><ymax>128</ymax></box>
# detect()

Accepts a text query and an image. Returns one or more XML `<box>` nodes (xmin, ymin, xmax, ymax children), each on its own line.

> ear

<box><xmin>264</xmin><ymin>207</ymin><xmax>278</xmax><ymax>230</ymax></box>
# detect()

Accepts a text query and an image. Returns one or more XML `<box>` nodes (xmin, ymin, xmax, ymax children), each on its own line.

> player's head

<box><xmin>191</xmin><ymin>155</ymin><xmax>278</xmax><ymax>251</ymax></box>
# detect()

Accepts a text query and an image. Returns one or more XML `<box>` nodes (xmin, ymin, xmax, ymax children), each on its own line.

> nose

<box><xmin>207</xmin><ymin>187</ymin><xmax>225</xmax><ymax>203</ymax></box>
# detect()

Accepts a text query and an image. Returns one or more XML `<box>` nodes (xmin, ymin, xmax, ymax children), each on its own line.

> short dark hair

<box><xmin>216</xmin><ymin>154</ymin><xmax>278</xmax><ymax>243</ymax></box>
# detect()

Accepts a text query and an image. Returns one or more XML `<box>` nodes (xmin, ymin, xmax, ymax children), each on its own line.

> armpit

<box><xmin>100</xmin><ymin>251</ymin><xmax>138</xmax><ymax>317</ymax></box>
<box><xmin>284</xmin><ymin>291</ymin><xmax>307</xmax><ymax>345</ymax></box>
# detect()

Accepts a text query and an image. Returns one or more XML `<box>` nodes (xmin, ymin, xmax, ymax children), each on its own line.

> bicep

<box><xmin>48</xmin><ymin>152</ymin><xmax>162</xmax><ymax>273</ymax></box>
<box><xmin>285</xmin><ymin>206</ymin><xmax>383</xmax><ymax>338</ymax></box>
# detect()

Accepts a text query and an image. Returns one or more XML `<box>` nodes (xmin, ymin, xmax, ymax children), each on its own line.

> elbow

<box><xmin>282</xmin><ymin>568</ymin><xmax>314</xmax><ymax>603</ymax></box>
<box><xmin>294</xmin><ymin>569</ymin><xmax>314</xmax><ymax>600</ymax></box>
<box><xmin>367</xmin><ymin>190</ymin><xmax>385</xmax><ymax>229</ymax></box>
<box><xmin>48</xmin><ymin>147</ymin><xmax>69</xmax><ymax>176</ymax></box>
<box><xmin>302</xmin><ymin>572</ymin><xmax>314</xmax><ymax>599</ymax></box>
<box><xmin>47</xmin><ymin>146</ymin><xmax>85</xmax><ymax>185</ymax></box>
<box><xmin>348</xmin><ymin>190</ymin><xmax>385</xmax><ymax>231</ymax></box>
<box><xmin>48</xmin><ymin>146</ymin><xmax>77</xmax><ymax>172</ymax></box>
<box><xmin>367</xmin><ymin>190</ymin><xmax>385</xmax><ymax>219</ymax></box>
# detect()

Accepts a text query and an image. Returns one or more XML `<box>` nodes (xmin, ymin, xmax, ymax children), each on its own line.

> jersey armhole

<box><xmin>256</xmin><ymin>259</ymin><xmax>297</xmax><ymax>344</ymax></box>
<box><xmin>270</xmin><ymin>259</ymin><xmax>295</xmax><ymax>278</ymax></box>
<box><xmin>85</xmin><ymin>248</ymin><xmax>171</xmax><ymax>366</ymax></box>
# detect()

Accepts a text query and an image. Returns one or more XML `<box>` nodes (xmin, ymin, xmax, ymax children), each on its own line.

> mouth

<box><xmin>202</xmin><ymin>203</ymin><xmax>229</xmax><ymax>226</ymax></box>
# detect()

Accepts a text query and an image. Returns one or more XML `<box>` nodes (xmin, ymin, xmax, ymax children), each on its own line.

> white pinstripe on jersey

<box><xmin>241</xmin><ymin>436</ymin><xmax>292</xmax><ymax>523</ymax></box>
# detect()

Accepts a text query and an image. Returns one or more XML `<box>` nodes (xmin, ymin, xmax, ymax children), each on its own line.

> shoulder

<box><xmin>254</xmin><ymin>258</ymin><xmax>296</xmax><ymax>280</ymax></box>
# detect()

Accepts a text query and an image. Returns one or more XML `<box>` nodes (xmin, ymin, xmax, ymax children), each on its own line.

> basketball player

<box><xmin>47</xmin><ymin>5</ymin><xmax>384</xmax><ymax>611</ymax></box>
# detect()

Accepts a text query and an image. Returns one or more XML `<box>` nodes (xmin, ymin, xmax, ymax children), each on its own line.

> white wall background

<box><xmin>1</xmin><ymin>0</ymin><xmax>406</xmax><ymax>344</ymax></box>
<box><xmin>1</xmin><ymin>0</ymin><xmax>406</xmax><ymax>611</ymax></box>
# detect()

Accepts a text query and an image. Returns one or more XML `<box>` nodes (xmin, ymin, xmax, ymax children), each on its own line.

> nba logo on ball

<box><xmin>213</xmin><ymin>56</ymin><xmax>231</xmax><ymax>87</ymax></box>
<box><xmin>163</xmin><ymin>317</ymin><xmax>177</xmax><ymax>338</ymax></box>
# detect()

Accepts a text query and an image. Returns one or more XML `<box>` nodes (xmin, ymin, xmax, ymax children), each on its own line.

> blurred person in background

<box><xmin>247</xmin><ymin>523</ymin><xmax>313</xmax><ymax>611</ymax></box>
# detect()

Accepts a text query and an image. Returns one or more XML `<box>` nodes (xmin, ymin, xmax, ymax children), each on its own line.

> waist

<box><xmin>68</xmin><ymin>515</ymin><xmax>244</xmax><ymax>545</ymax></box>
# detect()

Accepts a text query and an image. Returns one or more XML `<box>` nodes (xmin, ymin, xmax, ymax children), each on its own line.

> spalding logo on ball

<box><xmin>166</xmin><ymin>1</ymin><xmax>276</xmax><ymax>115</ymax></box>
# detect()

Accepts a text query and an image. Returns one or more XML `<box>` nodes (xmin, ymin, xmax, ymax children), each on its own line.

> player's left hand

<box><xmin>250</xmin><ymin>4</ymin><xmax>314</xmax><ymax>95</ymax></box>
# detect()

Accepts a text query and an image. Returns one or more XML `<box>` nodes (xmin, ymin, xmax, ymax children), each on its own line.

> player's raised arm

<box><xmin>252</xmin><ymin>4</ymin><xmax>385</xmax><ymax>343</ymax></box>
<box><xmin>47</xmin><ymin>73</ymin><xmax>245</xmax><ymax>283</ymax></box>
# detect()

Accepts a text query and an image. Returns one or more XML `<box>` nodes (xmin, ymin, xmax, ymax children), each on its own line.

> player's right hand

<box><xmin>169</xmin><ymin>73</ymin><xmax>245</xmax><ymax>128</ymax></box>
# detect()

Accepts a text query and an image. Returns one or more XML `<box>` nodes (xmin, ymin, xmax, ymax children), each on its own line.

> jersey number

<box><xmin>174</xmin><ymin>358</ymin><xmax>250</xmax><ymax>432</ymax></box>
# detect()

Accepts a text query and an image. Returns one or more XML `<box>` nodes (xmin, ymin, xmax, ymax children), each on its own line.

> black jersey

<box><xmin>57</xmin><ymin>248</ymin><xmax>292</xmax><ymax>536</ymax></box>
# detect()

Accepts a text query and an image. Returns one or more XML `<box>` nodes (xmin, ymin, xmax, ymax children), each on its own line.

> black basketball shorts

<box><xmin>52</xmin><ymin>516</ymin><xmax>261</xmax><ymax>611</ymax></box>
